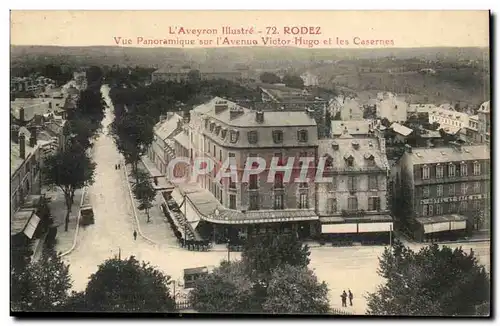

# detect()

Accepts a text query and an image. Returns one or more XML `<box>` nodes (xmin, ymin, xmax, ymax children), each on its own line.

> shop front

<box><xmin>414</xmin><ymin>214</ymin><xmax>468</xmax><ymax>242</ymax></box>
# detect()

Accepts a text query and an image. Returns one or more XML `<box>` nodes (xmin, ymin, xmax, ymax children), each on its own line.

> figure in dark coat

<box><xmin>341</xmin><ymin>290</ymin><xmax>347</xmax><ymax>307</ymax></box>
<box><xmin>348</xmin><ymin>289</ymin><xmax>353</xmax><ymax>306</ymax></box>
<box><xmin>133</xmin><ymin>230</ymin><xmax>137</xmax><ymax>241</ymax></box>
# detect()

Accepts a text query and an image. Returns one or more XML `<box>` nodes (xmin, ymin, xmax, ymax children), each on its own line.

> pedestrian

<box><xmin>341</xmin><ymin>290</ymin><xmax>347</xmax><ymax>307</ymax></box>
<box><xmin>133</xmin><ymin>230</ymin><xmax>137</xmax><ymax>241</ymax></box>
<box><xmin>118</xmin><ymin>163</ymin><xmax>121</xmax><ymax>169</ymax></box>
<box><xmin>348</xmin><ymin>289</ymin><xmax>353</xmax><ymax>306</ymax></box>
<box><xmin>114</xmin><ymin>164</ymin><xmax>117</xmax><ymax>170</ymax></box>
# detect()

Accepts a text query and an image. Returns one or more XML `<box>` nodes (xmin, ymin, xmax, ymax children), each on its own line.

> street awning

<box><xmin>358</xmin><ymin>222</ymin><xmax>393</xmax><ymax>233</ymax></box>
<box><xmin>321</xmin><ymin>223</ymin><xmax>357</xmax><ymax>234</ymax></box>
<box><xmin>24</xmin><ymin>214</ymin><xmax>41</xmax><ymax>239</ymax></box>
<box><xmin>11</xmin><ymin>209</ymin><xmax>35</xmax><ymax>236</ymax></box>
<box><xmin>416</xmin><ymin>214</ymin><xmax>468</xmax><ymax>234</ymax></box>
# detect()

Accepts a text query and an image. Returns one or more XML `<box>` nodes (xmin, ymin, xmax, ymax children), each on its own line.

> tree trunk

<box><xmin>133</xmin><ymin>161</ymin><xmax>139</xmax><ymax>185</ymax></box>
<box><xmin>64</xmin><ymin>194</ymin><xmax>72</xmax><ymax>232</ymax></box>
<box><xmin>146</xmin><ymin>208</ymin><xmax>150</xmax><ymax>223</ymax></box>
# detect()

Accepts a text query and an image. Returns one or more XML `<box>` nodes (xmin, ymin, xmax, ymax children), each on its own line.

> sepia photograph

<box><xmin>9</xmin><ymin>10</ymin><xmax>491</xmax><ymax>317</ymax></box>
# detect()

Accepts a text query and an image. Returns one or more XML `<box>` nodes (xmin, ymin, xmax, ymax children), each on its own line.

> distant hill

<box><xmin>10</xmin><ymin>45</ymin><xmax>489</xmax><ymax>69</ymax></box>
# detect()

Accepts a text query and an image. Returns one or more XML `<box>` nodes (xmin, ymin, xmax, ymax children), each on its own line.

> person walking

<box><xmin>114</xmin><ymin>164</ymin><xmax>117</xmax><ymax>170</ymax></box>
<box><xmin>341</xmin><ymin>290</ymin><xmax>347</xmax><ymax>307</ymax></box>
<box><xmin>348</xmin><ymin>289</ymin><xmax>353</xmax><ymax>306</ymax></box>
<box><xmin>133</xmin><ymin>230</ymin><xmax>137</xmax><ymax>241</ymax></box>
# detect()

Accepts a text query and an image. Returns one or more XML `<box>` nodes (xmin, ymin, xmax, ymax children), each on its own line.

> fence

<box><xmin>175</xmin><ymin>300</ymin><xmax>192</xmax><ymax>311</ymax></box>
<box><xmin>331</xmin><ymin>307</ymin><xmax>354</xmax><ymax>315</ymax></box>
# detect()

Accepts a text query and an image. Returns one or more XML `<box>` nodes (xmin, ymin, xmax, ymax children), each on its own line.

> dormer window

<box><xmin>272</xmin><ymin>130</ymin><xmax>283</xmax><ymax>144</ymax></box>
<box><xmin>448</xmin><ymin>163</ymin><xmax>456</xmax><ymax>177</ymax></box>
<box><xmin>422</xmin><ymin>165</ymin><xmax>430</xmax><ymax>180</ymax></box>
<box><xmin>209</xmin><ymin>122</ymin><xmax>215</xmax><ymax>132</ymax></box>
<box><xmin>214</xmin><ymin>125</ymin><xmax>221</xmax><ymax>136</ymax></box>
<box><xmin>230</xmin><ymin>130</ymin><xmax>239</xmax><ymax>143</ymax></box>
<box><xmin>324</xmin><ymin>154</ymin><xmax>333</xmax><ymax>168</ymax></box>
<box><xmin>204</xmin><ymin>119</ymin><xmax>209</xmax><ymax>129</ymax></box>
<box><xmin>247</xmin><ymin>131</ymin><xmax>258</xmax><ymax>144</ymax></box>
<box><xmin>297</xmin><ymin>129</ymin><xmax>308</xmax><ymax>142</ymax></box>
<box><xmin>221</xmin><ymin>128</ymin><xmax>227</xmax><ymax>139</ymax></box>
<box><xmin>344</xmin><ymin>154</ymin><xmax>354</xmax><ymax>167</ymax></box>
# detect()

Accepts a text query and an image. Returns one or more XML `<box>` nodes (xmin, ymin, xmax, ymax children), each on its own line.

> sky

<box><xmin>11</xmin><ymin>10</ymin><xmax>489</xmax><ymax>48</ymax></box>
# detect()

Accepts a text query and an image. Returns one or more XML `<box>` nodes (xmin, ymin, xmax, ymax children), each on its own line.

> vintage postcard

<box><xmin>10</xmin><ymin>10</ymin><xmax>490</xmax><ymax>316</ymax></box>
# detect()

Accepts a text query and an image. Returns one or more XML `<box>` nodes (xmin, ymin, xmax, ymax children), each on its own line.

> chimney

<box><xmin>19</xmin><ymin>133</ymin><xmax>26</xmax><ymax>159</ymax></box>
<box><xmin>214</xmin><ymin>100</ymin><xmax>229</xmax><ymax>114</ymax></box>
<box><xmin>352</xmin><ymin>141</ymin><xmax>360</xmax><ymax>150</ymax></box>
<box><xmin>183</xmin><ymin>110</ymin><xmax>191</xmax><ymax>123</ymax></box>
<box><xmin>11</xmin><ymin>127</ymin><xmax>19</xmax><ymax>143</ymax></box>
<box><xmin>48</xmin><ymin>101</ymin><xmax>52</xmax><ymax>109</ymax></box>
<box><xmin>255</xmin><ymin>111</ymin><xmax>264</xmax><ymax>123</ymax></box>
<box><xmin>176</xmin><ymin>118</ymin><xmax>183</xmax><ymax>130</ymax></box>
<box><xmin>19</xmin><ymin>107</ymin><xmax>25</xmax><ymax>123</ymax></box>
<box><xmin>404</xmin><ymin>144</ymin><xmax>412</xmax><ymax>153</ymax></box>
<box><xmin>29</xmin><ymin>127</ymin><xmax>37</xmax><ymax>147</ymax></box>
<box><xmin>229</xmin><ymin>106</ymin><xmax>245</xmax><ymax>120</ymax></box>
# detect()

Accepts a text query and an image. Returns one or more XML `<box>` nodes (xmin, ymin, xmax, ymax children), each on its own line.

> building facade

<box><xmin>428</xmin><ymin>105</ymin><xmax>470</xmax><ymax>134</ymax></box>
<box><xmin>376</xmin><ymin>92</ymin><xmax>408</xmax><ymax>123</ymax></box>
<box><xmin>477</xmin><ymin>100</ymin><xmax>490</xmax><ymax>144</ymax></box>
<box><xmin>317</xmin><ymin>137</ymin><xmax>392</xmax><ymax>243</ymax></box>
<box><xmin>393</xmin><ymin>143</ymin><xmax>490</xmax><ymax>242</ymax></box>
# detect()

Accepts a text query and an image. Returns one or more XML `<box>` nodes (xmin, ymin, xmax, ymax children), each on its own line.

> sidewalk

<box><xmin>44</xmin><ymin>187</ymin><xmax>85</xmax><ymax>254</ymax></box>
<box><xmin>125</xmin><ymin>162</ymin><xmax>179</xmax><ymax>248</ymax></box>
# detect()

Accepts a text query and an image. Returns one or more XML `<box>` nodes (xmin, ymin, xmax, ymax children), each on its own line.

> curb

<box><xmin>61</xmin><ymin>187</ymin><xmax>87</xmax><ymax>257</ymax></box>
<box><xmin>435</xmin><ymin>238</ymin><xmax>490</xmax><ymax>245</ymax></box>
<box><xmin>122</xmin><ymin>159</ymin><xmax>157</xmax><ymax>246</ymax></box>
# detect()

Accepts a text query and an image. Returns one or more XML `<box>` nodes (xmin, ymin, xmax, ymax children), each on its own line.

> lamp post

<box><xmin>227</xmin><ymin>239</ymin><xmax>231</xmax><ymax>262</ymax></box>
<box><xmin>389</xmin><ymin>224</ymin><xmax>393</xmax><ymax>247</ymax></box>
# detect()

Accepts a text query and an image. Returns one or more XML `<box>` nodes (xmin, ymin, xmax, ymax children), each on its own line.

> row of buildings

<box><xmin>11</xmin><ymin>75</ymin><xmax>56</xmax><ymax>93</ymax></box>
<box><xmin>144</xmin><ymin>96</ymin><xmax>490</xmax><ymax>245</ymax></box>
<box><xmin>10</xmin><ymin>77</ymin><xmax>85</xmax><ymax>249</ymax></box>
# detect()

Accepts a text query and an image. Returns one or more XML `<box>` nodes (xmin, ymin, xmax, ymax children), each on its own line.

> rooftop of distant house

<box><xmin>406</xmin><ymin>144</ymin><xmax>490</xmax><ymax>165</ymax></box>
<box><xmin>10</xmin><ymin>128</ymin><xmax>35</xmax><ymax>176</ymax></box>
<box><xmin>318</xmin><ymin>137</ymin><xmax>389</xmax><ymax>172</ymax></box>
<box><xmin>10</xmin><ymin>97</ymin><xmax>65</xmax><ymax>121</ymax></box>
<box><xmin>153</xmin><ymin>66</ymin><xmax>240</xmax><ymax>75</ymax></box>
<box><xmin>390</xmin><ymin>123</ymin><xmax>413</xmax><ymax>137</ymax></box>
<box><xmin>478</xmin><ymin>101</ymin><xmax>490</xmax><ymax>113</ymax></box>
<box><xmin>154</xmin><ymin>113</ymin><xmax>183</xmax><ymax>140</ymax></box>
<box><xmin>331</xmin><ymin>120</ymin><xmax>375</xmax><ymax>137</ymax></box>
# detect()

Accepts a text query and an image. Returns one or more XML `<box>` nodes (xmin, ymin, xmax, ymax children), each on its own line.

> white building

<box><xmin>428</xmin><ymin>106</ymin><xmax>470</xmax><ymax>135</ymax></box>
<box><xmin>376</xmin><ymin>92</ymin><xmax>408</xmax><ymax>123</ymax></box>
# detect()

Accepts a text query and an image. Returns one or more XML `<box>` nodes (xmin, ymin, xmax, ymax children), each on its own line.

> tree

<box><xmin>381</xmin><ymin>117</ymin><xmax>391</xmax><ymax>128</ymax></box>
<box><xmin>110</xmin><ymin>111</ymin><xmax>155</xmax><ymax>177</ymax></box>
<box><xmin>42</xmin><ymin>145</ymin><xmax>96</xmax><ymax>231</ymax></box>
<box><xmin>132</xmin><ymin>170</ymin><xmax>156</xmax><ymax>223</ymax></box>
<box><xmin>188</xmin><ymin>69</ymin><xmax>201</xmax><ymax>83</ymax></box>
<box><xmin>333</xmin><ymin>111</ymin><xmax>341</xmax><ymax>120</ymax></box>
<box><xmin>428</xmin><ymin>121</ymin><xmax>440</xmax><ymax>131</ymax></box>
<box><xmin>242</xmin><ymin>233</ymin><xmax>311</xmax><ymax>284</ymax></box>
<box><xmin>282</xmin><ymin>74</ymin><xmax>305</xmax><ymax>89</ymax></box>
<box><xmin>62</xmin><ymin>116</ymin><xmax>98</xmax><ymax>150</ymax></box>
<box><xmin>472</xmin><ymin>208</ymin><xmax>486</xmax><ymax>231</ymax></box>
<box><xmin>366</xmin><ymin>241</ymin><xmax>490</xmax><ymax>316</ymax></box>
<box><xmin>263</xmin><ymin>264</ymin><xmax>330</xmax><ymax>314</ymax></box>
<box><xmin>11</xmin><ymin>247</ymin><xmax>72</xmax><ymax>312</ymax></box>
<box><xmin>84</xmin><ymin>256</ymin><xmax>175</xmax><ymax>312</ymax></box>
<box><xmin>259</xmin><ymin>72</ymin><xmax>281</xmax><ymax>84</ymax></box>
<box><xmin>189</xmin><ymin>261</ymin><xmax>256</xmax><ymax>313</ymax></box>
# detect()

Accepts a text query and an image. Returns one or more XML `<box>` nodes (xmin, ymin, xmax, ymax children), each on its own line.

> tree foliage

<box><xmin>263</xmin><ymin>264</ymin><xmax>331</xmax><ymax>314</ymax></box>
<box><xmin>191</xmin><ymin>234</ymin><xmax>327</xmax><ymax>314</ymax></box>
<box><xmin>132</xmin><ymin>170</ymin><xmax>156</xmax><ymax>222</ymax></box>
<box><xmin>84</xmin><ymin>256</ymin><xmax>175</xmax><ymax>312</ymax></box>
<box><xmin>42</xmin><ymin>144</ymin><xmax>96</xmax><ymax>231</ymax></box>
<box><xmin>242</xmin><ymin>232</ymin><xmax>311</xmax><ymax>283</ymax></box>
<box><xmin>282</xmin><ymin>74</ymin><xmax>305</xmax><ymax>89</ymax></box>
<box><xmin>259</xmin><ymin>72</ymin><xmax>281</xmax><ymax>84</ymax></box>
<box><xmin>11</xmin><ymin>248</ymin><xmax>72</xmax><ymax>312</ymax></box>
<box><xmin>189</xmin><ymin>261</ymin><xmax>256</xmax><ymax>313</ymax></box>
<box><xmin>366</xmin><ymin>241</ymin><xmax>490</xmax><ymax>316</ymax></box>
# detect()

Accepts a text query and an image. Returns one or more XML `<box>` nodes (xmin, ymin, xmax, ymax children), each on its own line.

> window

<box><xmin>221</xmin><ymin>128</ymin><xmax>227</xmax><ymax>139</ymax></box>
<box><xmin>435</xmin><ymin>204</ymin><xmax>443</xmax><ymax>215</ymax></box>
<box><xmin>274</xmin><ymin>194</ymin><xmax>284</xmax><ymax>209</ymax></box>
<box><xmin>461</xmin><ymin>183</ymin><xmax>468</xmax><ymax>195</ymax></box>
<box><xmin>423</xmin><ymin>186</ymin><xmax>430</xmax><ymax>198</ymax></box>
<box><xmin>272</xmin><ymin>130</ymin><xmax>283</xmax><ymax>144</ymax></box>
<box><xmin>448</xmin><ymin>163</ymin><xmax>456</xmax><ymax>177</ymax></box>
<box><xmin>209</xmin><ymin>122</ymin><xmax>215</xmax><ymax>132</ymax></box>
<box><xmin>299</xmin><ymin>182</ymin><xmax>308</xmax><ymax>188</ymax></box>
<box><xmin>213</xmin><ymin>145</ymin><xmax>216</xmax><ymax>157</ymax></box>
<box><xmin>473</xmin><ymin>200</ymin><xmax>481</xmax><ymax>210</ymax></box>
<box><xmin>368</xmin><ymin>197</ymin><xmax>380</xmax><ymax>211</ymax></box>
<box><xmin>474</xmin><ymin>182</ymin><xmax>480</xmax><ymax>193</ymax></box>
<box><xmin>437</xmin><ymin>185</ymin><xmax>443</xmax><ymax>197</ymax></box>
<box><xmin>249</xmin><ymin>193</ymin><xmax>259</xmax><ymax>210</ymax></box>
<box><xmin>327</xmin><ymin>176</ymin><xmax>337</xmax><ymax>192</ymax></box>
<box><xmin>473</xmin><ymin>162</ymin><xmax>481</xmax><ymax>176</ymax></box>
<box><xmin>422</xmin><ymin>204</ymin><xmax>433</xmax><ymax>216</ymax></box>
<box><xmin>249</xmin><ymin>175</ymin><xmax>258</xmax><ymax>190</ymax></box>
<box><xmin>274</xmin><ymin>174</ymin><xmax>284</xmax><ymax>189</ymax></box>
<box><xmin>422</xmin><ymin>165</ymin><xmax>430</xmax><ymax>180</ymax></box>
<box><xmin>229</xmin><ymin>194</ymin><xmax>236</xmax><ymax>209</ymax></box>
<box><xmin>326</xmin><ymin>198</ymin><xmax>337</xmax><ymax>214</ymax></box>
<box><xmin>348</xmin><ymin>196</ymin><xmax>358</xmax><ymax>211</ymax></box>
<box><xmin>247</xmin><ymin>131</ymin><xmax>258</xmax><ymax>144</ymax></box>
<box><xmin>214</xmin><ymin>125</ymin><xmax>221</xmax><ymax>135</ymax></box>
<box><xmin>368</xmin><ymin>175</ymin><xmax>378</xmax><ymax>190</ymax></box>
<box><xmin>219</xmin><ymin>150</ymin><xmax>222</xmax><ymax>161</ymax></box>
<box><xmin>459</xmin><ymin>201</ymin><xmax>468</xmax><ymax>212</ymax></box>
<box><xmin>229</xmin><ymin>179</ymin><xmax>236</xmax><ymax>189</ymax></box>
<box><xmin>299</xmin><ymin>193</ymin><xmax>308</xmax><ymax>209</ymax></box>
<box><xmin>297</xmin><ymin>129</ymin><xmax>308</xmax><ymax>142</ymax></box>
<box><xmin>460</xmin><ymin>162</ymin><xmax>468</xmax><ymax>176</ymax></box>
<box><xmin>449</xmin><ymin>202</ymin><xmax>457</xmax><ymax>213</ymax></box>
<box><xmin>436</xmin><ymin>165</ymin><xmax>444</xmax><ymax>178</ymax></box>
<box><xmin>204</xmin><ymin>119</ymin><xmax>209</xmax><ymax>129</ymax></box>
<box><xmin>448</xmin><ymin>184</ymin><xmax>455</xmax><ymax>196</ymax></box>
<box><xmin>230</xmin><ymin>130</ymin><xmax>239</xmax><ymax>143</ymax></box>
<box><xmin>347</xmin><ymin>176</ymin><xmax>357</xmax><ymax>192</ymax></box>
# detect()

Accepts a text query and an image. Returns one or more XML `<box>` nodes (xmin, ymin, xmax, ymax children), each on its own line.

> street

<box><xmin>62</xmin><ymin>85</ymin><xmax>491</xmax><ymax>315</ymax></box>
